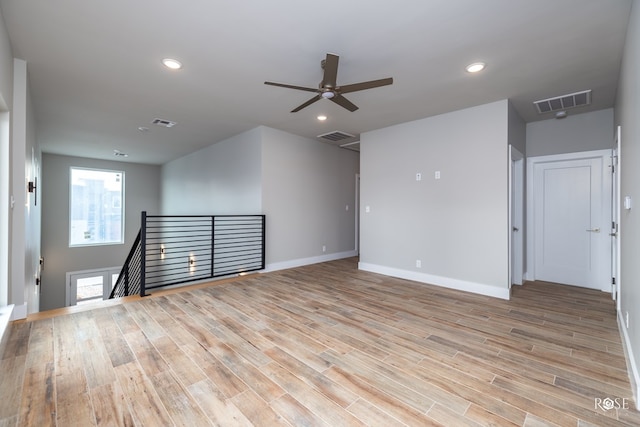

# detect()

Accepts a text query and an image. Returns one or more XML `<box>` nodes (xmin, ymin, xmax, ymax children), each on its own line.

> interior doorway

<box><xmin>527</xmin><ymin>150</ymin><xmax>612</xmax><ymax>291</ymax></box>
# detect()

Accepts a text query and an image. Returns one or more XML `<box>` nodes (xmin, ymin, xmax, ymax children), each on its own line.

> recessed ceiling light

<box><xmin>317</xmin><ymin>115</ymin><xmax>327</xmax><ymax>121</ymax></box>
<box><xmin>162</xmin><ymin>58</ymin><xmax>183</xmax><ymax>70</ymax></box>
<box><xmin>465</xmin><ymin>62</ymin><xmax>486</xmax><ymax>73</ymax></box>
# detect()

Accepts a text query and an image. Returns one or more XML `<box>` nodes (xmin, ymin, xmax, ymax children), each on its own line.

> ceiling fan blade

<box><xmin>291</xmin><ymin>94</ymin><xmax>322</xmax><ymax>112</ymax></box>
<box><xmin>330</xmin><ymin>94</ymin><xmax>359</xmax><ymax>112</ymax></box>
<box><xmin>264</xmin><ymin>81</ymin><xmax>318</xmax><ymax>93</ymax></box>
<box><xmin>322</xmin><ymin>53</ymin><xmax>339</xmax><ymax>89</ymax></box>
<box><xmin>339</xmin><ymin>77</ymin><xmax>393</xmax><ymax>94</ymax></box>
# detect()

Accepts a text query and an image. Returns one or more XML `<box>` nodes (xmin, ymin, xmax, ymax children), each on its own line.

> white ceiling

<box><xmin>0</xmin><ymin>0</ymin><xmax>632</xmax><ymax>164</ymax></box>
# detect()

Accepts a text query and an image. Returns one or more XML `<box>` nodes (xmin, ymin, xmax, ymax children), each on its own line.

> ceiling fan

<box><xmin>264</xmin><ymin>53</ymin><xmax>393</xmax><ymax>113</ymax></box>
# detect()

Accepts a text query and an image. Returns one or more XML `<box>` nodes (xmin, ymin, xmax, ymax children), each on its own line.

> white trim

<box><xmin>618</xmin><ymin>310</ymin><xmax>640</xmax><ymax>410</ymax></box>
<box><xmin>265</xmin><ymin>250</ymin><xmax>358</xmax><ymax>273</ymax></box>
<box><xmin>0</xmin><ymin>304</ymin><xmax>13</xmax><ymax>360</ymax></box>
<box><xmin>358</xmin><ymin>262</ymin><xmax>510</xmax><ymax>300</ymax></box>
<box><xmin>10</xmin><ymin>303</ymin><xmax>27</xmax><ymax>320</ymax></box>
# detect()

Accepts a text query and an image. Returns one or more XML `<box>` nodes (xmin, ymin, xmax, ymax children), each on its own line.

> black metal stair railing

<box><xmin>109</xmin><ymin>212</ymin><xmax>265</xmax><ymax>299</ymax></box>
<box><xmin>109</xmin><ymin>230</ymin><xmax>142</xmax><ymax>298</ymax></box>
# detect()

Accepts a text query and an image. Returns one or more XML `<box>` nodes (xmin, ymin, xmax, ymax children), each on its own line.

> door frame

<box><xmin>526</xmin><ymin>149</ymin><xmax>613</xmax><ymax>291</ymax></box>
<box><xmin>613</xmin><ymin>126</ymin><xmax>621</xmax><ymax>307</ymax></box>
<box><xmin>509</xmin><ymin>145</ymin><xmax>525</xmax><ymax>286</ymax></box>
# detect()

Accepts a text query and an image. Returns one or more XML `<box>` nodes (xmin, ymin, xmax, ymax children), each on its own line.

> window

<box><xmin>70</xmin><ymin>167</ymin><xmax>124</xmax><ymax>246</ymax></box>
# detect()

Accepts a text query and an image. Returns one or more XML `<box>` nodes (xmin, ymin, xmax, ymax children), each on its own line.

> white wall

<box><xmin>359</xmin><ymin>100</ymin><xmax>510</xmax><ymax>299</ymax></box>
<box><xmin>12</xmin><ymin>59</ymin><xmax>41</xmax><ymax>317</ymax></box>
<box><xmin>161</xmin><ymin>127</ymin><xmax>262</xmax><ymax>215</ymax></box>
<box><xmin>41</xmin><ymin>154</ymin><xmax>161</xmax><ymax>311</ymax></box>
<box><xmin>0</xmin><ymin>9</ymin><xmax>12</xmax><ymax>110</ymax></box>
<box><xmin>260</xmin><ymin>127</ymin><xmax>359</xmax><ymax>268</ymax></box>
<box><xmin>615</xmin><ymin>0</ymin><xmax>640</xmax><ymax>407</ymax></box>
<box><xmin>527</xmin><ymin>108</ymin><xmax>614</xmax><ymax>157</ymax></box>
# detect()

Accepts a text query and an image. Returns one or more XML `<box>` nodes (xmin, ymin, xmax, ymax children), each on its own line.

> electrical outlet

<box><xmin>416</xmin><ymin>173</ymin><xmax>422</xmax><ymax>181</ymax></box>
<box><xmin>365</xmin><ymin>206</ymin><xmax>370</xmax><ymax>213</ymax></box>
<box><xmin>626</xmin><ymin>311</ymin><xmax>630</xmax><ymax>328</ymax></box>
<box><xmin>416</xmin><ymin>260</ymin><xmax>421</xmax><ymax>268</ymax></box>
<box><xmin>322</xmin><ymin>245</ymin><xmax>326</xmax><ymax>253</ymax></box>
<box><xmin>435</xmin><ymin>171</ymin><xmax>441</xmax><ymax>180</ymax></box>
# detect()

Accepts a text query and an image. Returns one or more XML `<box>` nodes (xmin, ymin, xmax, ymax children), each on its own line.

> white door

<box><xmin>530</xmin><ymin>151</ymin><xmax>611</xmax><ymax>290</ymax></box>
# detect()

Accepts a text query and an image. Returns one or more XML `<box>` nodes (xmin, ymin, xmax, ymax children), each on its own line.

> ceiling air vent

<box><xmin>533</xmin><ymin>90</ymin><xmax>591</xmax><ymax>114</ymax></box>
<box><xmin>151</xmin><ymin>118</ymin><xmax>177</xmax><ymax>128</ymax></box>
<box><xmin>318</xmin><ymin>130</ymin><xmax>356</xmax><ymax>142</ymax></box>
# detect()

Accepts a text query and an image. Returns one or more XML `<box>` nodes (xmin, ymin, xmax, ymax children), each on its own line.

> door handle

<box><xmin>610</xmin><ymin>232</ymin><xmax>617</xmax><ymax>237</ymax></box>
<box><xmin>586</xmin><ymin>228</ymin><xmax>600</xmax><ymax>233</ymax></box>
<box><xmin>512</xmin><ymin>227</ymin><xmax>519</xmax><ymax>232</ymax></box>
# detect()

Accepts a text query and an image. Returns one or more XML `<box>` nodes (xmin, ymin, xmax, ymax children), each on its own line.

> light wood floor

<box><xmin>1</xmin><ymin>258</ymin><xmax>639</xmax><ymax>426</ymax></box>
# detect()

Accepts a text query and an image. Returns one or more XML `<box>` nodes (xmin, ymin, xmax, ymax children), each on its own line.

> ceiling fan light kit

<box><xmin>264</xmin><ymin>53</ymin><xmax>393</xmax><ymax>113</ymax></box>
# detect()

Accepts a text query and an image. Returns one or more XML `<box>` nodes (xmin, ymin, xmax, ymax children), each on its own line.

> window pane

<box><xmin>76</xmin><ymin>275</ymin><xmax>103</xmax><ymax>304</ymax></box>
<box><xmin>70</xmin><ymin>168</ymin><xmax>124</xmax><ymax>246</ymax></box>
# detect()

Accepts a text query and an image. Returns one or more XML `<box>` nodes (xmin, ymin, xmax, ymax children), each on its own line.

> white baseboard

<box><xmin>358</xmin><ymin>262</ymin><xmax>510</xmax><ymax>300</ymax></box>
<box><xmin>10</xmin><ymin>303</ymin><xmax>27</xmax><ymax>320</ymax></box>
<box><xmin>618</xmin><ymin>309</ymin><xmax>640</xmax><ymax>410</ymax></box>
<box><xmin>265</xmin><ymin>250</ymin><xmax>358</xmax><ymax>273</ymax></box>
<box><xmin>0</xmin><ymin>304</ymin><xmax>15</xmax><ymax>358</ymax></box>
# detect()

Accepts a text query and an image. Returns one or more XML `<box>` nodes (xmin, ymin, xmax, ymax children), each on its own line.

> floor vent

<box><xmin>151</xmin><ymin>118</ymin><xmax>177</xmax><ymax>128</ymax></box>
<box><xmin>317</xmin><ymin>130</ymin><xmax>356</xmax><ymax>142</ymax></box>
<box><xmin>533</xmin><ymin>90</ymin><xmax>591</xmax><ymax>114</ymax></box>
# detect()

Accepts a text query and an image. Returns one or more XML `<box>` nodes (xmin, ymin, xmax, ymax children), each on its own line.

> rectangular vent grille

<box><xmin>533</xmin><ymin>90</ymin><xmax>591</xmax><ymax>114</ymax></box>
<box><xmin>151</xmin><ymin>118</ymin><xmax>177</xmax><ymax>128</ymax></box>
<box><xmin>317</xmin><ymin>131</ymin><xmax>355</xmax><ymax>142</ymax></box>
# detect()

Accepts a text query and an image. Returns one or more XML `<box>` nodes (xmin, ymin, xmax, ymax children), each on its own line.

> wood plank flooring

<box><xmin>1</xmin><ymin>257</ymin><xmax>639</xmax><ymax>426</ymax></box>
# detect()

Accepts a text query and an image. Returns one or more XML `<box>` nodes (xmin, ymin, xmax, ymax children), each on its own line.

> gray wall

<box><xmin>359</xmin><ymin>100</ymin><xmax>510</xmax><ymax>298</ymax></box>
<box><xmin>160</xmin><ymin>125</ymin><xmax>360</xmax><ymax>269</ymax></box>
<box><xmin>526</xmin><ymin>108</ymin><xmax>614</xmax><ymax>157</ymax></box>
<box><xmin>508</xmin><ymin>101</ymin><xmax>526</xmax><ymax>154</ymax></box>
<box><xmin>41</xmin><ymin>154</ymin><xmax>160</xmax><ymax>311</ymax></box>
<box><xmin>161</xmin><ymin>127</ymin><xmax>262</xmax><ymax>215</ymax></box>
<box><xmin>261</xmin><ymin>126</ymin><xmax>359</xmax><ymax>267</ymax></box>
<box><xmin>616</xmin><ymin>0</ymin><xmax>640</xmax><ymax>404</ymax></box>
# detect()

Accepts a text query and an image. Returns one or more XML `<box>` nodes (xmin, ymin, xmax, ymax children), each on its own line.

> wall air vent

<box><xmin>533</xmin><ymin>90</ymin><xmax>591</xmax><ymax>114</ymax></box>
<box><xmin>151</xmin><ymin>118</ymin><xmax>177</xmax><ymax>128</ymax></box>
<box><xmin>340</xmin><ymin>141</ymin><xmax>360</xmax><ymax>152</ymax></box>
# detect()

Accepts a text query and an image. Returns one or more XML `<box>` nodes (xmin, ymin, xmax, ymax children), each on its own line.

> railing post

<box><xmin>124</xmin><ymin>264</ymin><xmax>129</xmax><ymax>297</ymax></box>
<box><xmin>140</xmin><ymin>211</ymin><xmax>147</xmax><ymax>297</ymax></box>
<box><xmin>261</xmin><ymin>215</ymin><xmax>266</xmax><ymax>270</ymax></box>
<box><xmin>211</xmin><ymin>215</ymin><xmax>215</xmax><ymax>278</ymax></box>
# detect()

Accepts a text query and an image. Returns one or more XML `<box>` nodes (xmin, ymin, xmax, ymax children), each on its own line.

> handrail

<box><xmin>109</xmin><ymin>229</ymin><xmax>142</xmax><ymax>299</ymax></box>
<box><xmin>109</xmin><ymin>212</ymin><xmax>265</xmax><ymax>299</ymax></box>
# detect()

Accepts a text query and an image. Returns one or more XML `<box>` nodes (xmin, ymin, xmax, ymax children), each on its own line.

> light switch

<box><xmin>416</xmin><ymin>173</ymin><xmax>422</xmax><ymax>181</ymax></box>
<box><xmin>365</xmin><ymin>206</ymin><xmax>370</xmax><ymax>213</ymax></box>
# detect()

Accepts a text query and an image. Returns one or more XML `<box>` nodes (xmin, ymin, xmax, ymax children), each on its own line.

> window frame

<box><xmin>69</xmin><ymin>166</ymin><xmax>125</xmax><ymax>247</ymax></box>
